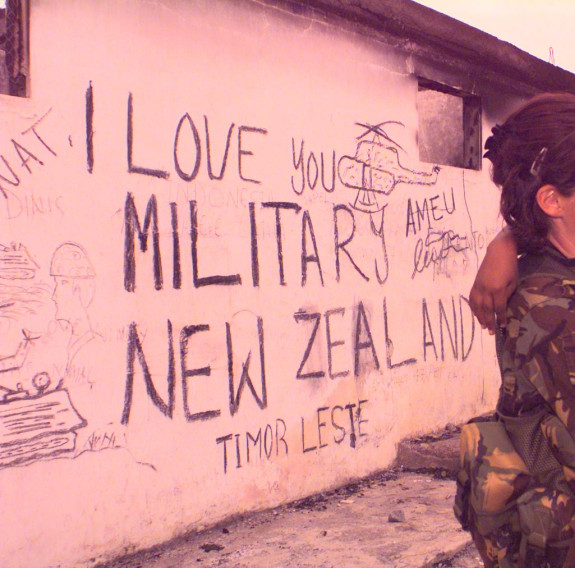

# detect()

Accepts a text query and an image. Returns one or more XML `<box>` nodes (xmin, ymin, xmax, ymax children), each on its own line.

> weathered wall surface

<box><xmin>0</xmin><ymin>1</ymin><xmax>507</xmax><ymax>566</ymax></box>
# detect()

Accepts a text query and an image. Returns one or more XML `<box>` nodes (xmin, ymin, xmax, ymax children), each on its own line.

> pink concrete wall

<box><xmin>0</xmin><ymin>1</ymin><xmax>502</xmax><ymax>566</ymax></box>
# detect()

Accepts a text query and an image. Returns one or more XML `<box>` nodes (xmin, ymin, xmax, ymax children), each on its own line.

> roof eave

<box><xmin>259</xmin><ymin>0</ymin><xmax>575</xmax><ymax>95</ymax></box>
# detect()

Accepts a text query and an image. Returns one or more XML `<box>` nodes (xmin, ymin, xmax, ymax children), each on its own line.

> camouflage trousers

<box><xmin>456</xmin><ymin>421</ymin><xmax>575</xmax><ymax>568</ymax></box>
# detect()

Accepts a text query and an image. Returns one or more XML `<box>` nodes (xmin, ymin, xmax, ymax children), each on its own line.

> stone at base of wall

<box><xmin>396</xmin><ymin>431</ymin><xmax>461</xmax><ymax>475</ymax></box>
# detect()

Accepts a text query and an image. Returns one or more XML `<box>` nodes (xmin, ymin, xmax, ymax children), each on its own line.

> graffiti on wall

<box><xmin>0</xmin><ymin>239</ymin><xmax>122</xmax><ymax>468</ymax></box>
<box><xmin>338</xmin><ymin>122</ymin><xmax>440</xmax><ymax>283</ymax></box>
<box><xmin>0</xmin><ymin>85</ymin><xmax>479</xmax><ymax>473</ymax></box>
<box><xmin>0</xmin><ymin>109</ymin><xmax>64</xmax><ymax>220</ymax></box>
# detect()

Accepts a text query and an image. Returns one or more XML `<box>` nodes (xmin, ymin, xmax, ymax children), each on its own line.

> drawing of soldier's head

<box><xmin>50</xmin><ymin>243</ymin><xmax>95</xmax><ymax>330</ymax></box>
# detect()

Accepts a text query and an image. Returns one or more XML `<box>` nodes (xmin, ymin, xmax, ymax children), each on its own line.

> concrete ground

<box><xmin>100</xmin><ymin>430</ymin><xmax>484</xmax><ymax>568</ymax></box>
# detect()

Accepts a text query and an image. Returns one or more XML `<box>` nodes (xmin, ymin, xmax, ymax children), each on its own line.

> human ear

<box><xmin>536</xmin><ymin>184</ymin><xmax>562</xmax><ymax>217</ymax></box>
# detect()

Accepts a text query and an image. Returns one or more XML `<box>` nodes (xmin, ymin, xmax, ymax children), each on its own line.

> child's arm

<box><xmin>469</xmin><ymin>227</ymin><xmax>519</xmax><ymax>334</ymax></box>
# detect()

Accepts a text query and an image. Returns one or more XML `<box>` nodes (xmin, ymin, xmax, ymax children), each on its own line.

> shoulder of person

<box><xmin>507</xmin><ymin>274</ymin><xmax>575</xmax><ymax>325</ymax></box>
<box><xmin>503</xmin><ymin>275</ymin><xmax>575</xmax><ymax>348</ymax></box>
<box><xmin>519</xmin><ymin>274</ymin><xmax>575</xmax><ymax>300</ymax></box>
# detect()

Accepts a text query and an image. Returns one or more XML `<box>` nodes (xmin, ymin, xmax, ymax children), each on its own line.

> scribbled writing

<box><xmin>121</xmin><ymin>316</ymin><xmax>266</xmax><ymax>425</ymax></box>
<box><xmin>405</xmin><ymin>188</ymin><xmax>456</xmax><ymax>236</ymax></box>
<box><xmin>216</xmin><ymin>418</ymin><xmax>288</xmax><ymax>474</ymax></box>
<box><xmin>301</xmin><ymin>399</ymin><xmax>368</xmax><ymax>452</ymax></box>
<box><xmin>412</xmin><ymin>229</ymin><xmax>471</xmax><ymax>278</ymax></box>
<box><xmin>123</xmin><ymin>193</ymin><xmax>392</xmax><ymax>292</ymax></box>
<box><xmin>0</xmin><ymin>109</ymin><xmax>58</xmax><ymax>204</ymax></box>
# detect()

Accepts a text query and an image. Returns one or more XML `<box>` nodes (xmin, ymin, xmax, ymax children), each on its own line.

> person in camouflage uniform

<box><xmin>457</xmin><ymin>93</ymin><xmax>575</xmax><ymax>567</ymax></box>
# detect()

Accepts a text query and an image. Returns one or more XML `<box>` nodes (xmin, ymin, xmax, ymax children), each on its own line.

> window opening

<box><xmin>417</xmin><ymin>79</ymin><xmax>481</xmax><ymax>170</ymax></box>
<box><xmin>0</xmin><ymin>0</ymin><xmax>29</xmax><ymax>97</ymax></box>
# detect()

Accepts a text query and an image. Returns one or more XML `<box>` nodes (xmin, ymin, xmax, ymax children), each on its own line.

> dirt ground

<box><xmin>100</xmin><ymin>470</ymin><xmax>483</xmax><ymax>568</ymax></box>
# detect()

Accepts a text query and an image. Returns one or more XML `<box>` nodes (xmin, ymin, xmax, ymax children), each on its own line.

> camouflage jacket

<box><xmin>498</xmin><ymin>244</ymin><xmax>575</xmax><ymax>492</ymax></box>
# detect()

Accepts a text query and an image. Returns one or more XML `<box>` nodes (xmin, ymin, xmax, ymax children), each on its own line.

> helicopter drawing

<box><xmin>338</xmin><ymin>121</ymin><xmax>440</xmax><ymax>282</ymax></box>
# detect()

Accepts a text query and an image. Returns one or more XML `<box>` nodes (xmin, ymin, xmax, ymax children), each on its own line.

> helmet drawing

<box><xmin>50</xmin><ymin>243</ymin><xmax>95</xmax><ymax>278</ymax></box>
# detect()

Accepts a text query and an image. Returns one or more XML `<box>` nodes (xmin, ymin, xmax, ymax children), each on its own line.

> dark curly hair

<box><xmin>484</xmin><ymin>92</ymin><xmax>575</xmax><ymax>253</ymax></box>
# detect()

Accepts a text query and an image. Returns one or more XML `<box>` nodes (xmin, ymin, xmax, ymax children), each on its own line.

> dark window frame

<box><xmin>0</xmin><ymin>0</ymin><xmax>29</xmax><ymax>97</ymax></box>
<box><xmin>417</xmin><ymin>78</ymin><xmax>482</xmax><ymax>171</ymax></box>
